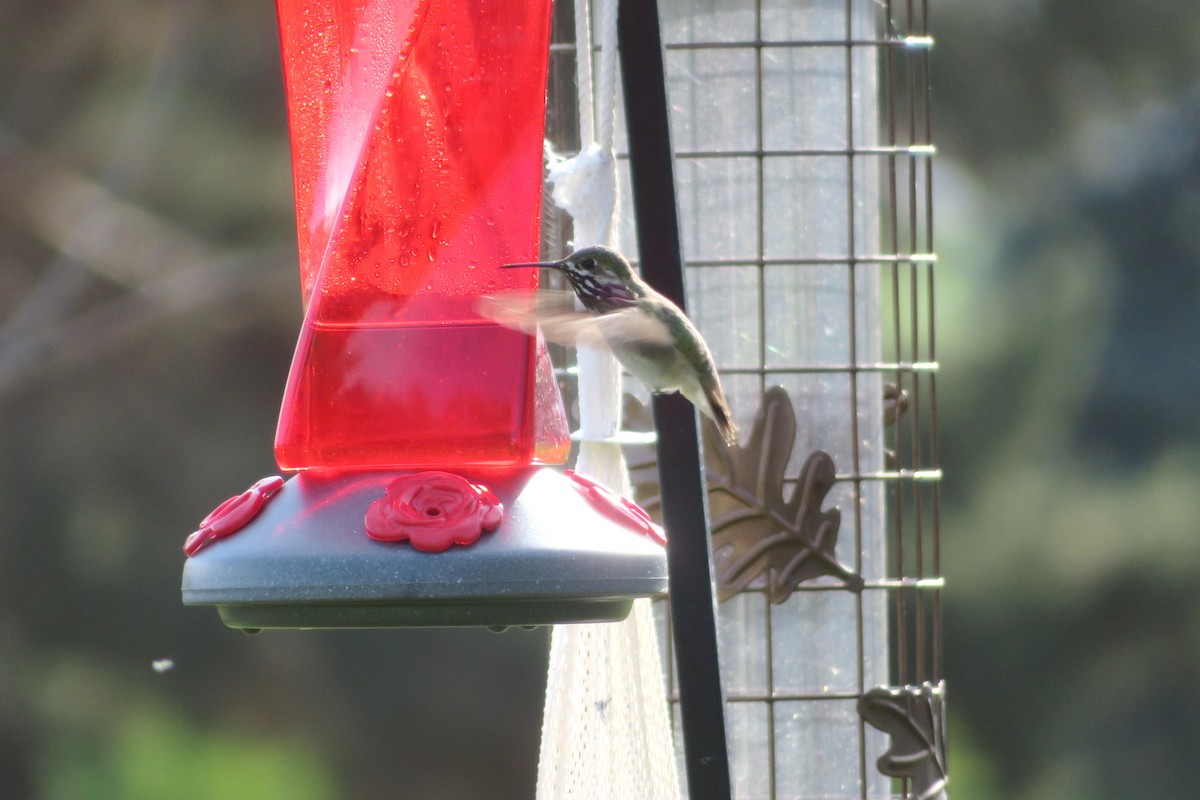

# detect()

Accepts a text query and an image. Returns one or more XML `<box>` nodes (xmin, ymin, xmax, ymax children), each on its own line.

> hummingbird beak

<box><xmin>501</xmin><ymin>260</ymin><xmax>566</xmax><ymax>271</ymax></box>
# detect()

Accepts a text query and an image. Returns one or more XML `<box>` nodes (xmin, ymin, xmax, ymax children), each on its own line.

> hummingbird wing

<box><xmin>477</xmin><ymin>290</ymin><xmax>575</xmax><ymax>331</ymax></box>
<box><xmin>478</xmin><ymin>291</ymin><xmax>673</xmax><ymax>350</ymax></box>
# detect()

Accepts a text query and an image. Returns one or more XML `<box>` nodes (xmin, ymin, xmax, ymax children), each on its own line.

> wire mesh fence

<box><xmin>543</xmin><ymin>1</ymin><xmax>942</xmax><ymax>797</ymax></box>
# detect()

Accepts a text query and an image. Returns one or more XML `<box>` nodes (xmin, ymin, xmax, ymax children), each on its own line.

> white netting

<box><xmin>537</xmin><ymin>596</ymin><xmax>678</xmax><ymax>800</ymax></box>
<box><xmin>535</xmin><ymin>0</ymin><xmax>679</xmax><ymax>797</ymax></box>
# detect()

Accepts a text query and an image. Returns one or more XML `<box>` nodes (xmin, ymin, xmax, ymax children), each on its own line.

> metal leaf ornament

<box><xmin>858</xmin><ymin>682</ymin><xmax>948</xmax><ymax>800</ymax></box>
<box><xmin>702</xmin><ymin>386</ymin><xmax>862</xmax><ymax>601</ymax></box>
<box><xmin>631</xmin><ymin>386</ymin><xmax>862</xmax><ymax>602</ymax></box>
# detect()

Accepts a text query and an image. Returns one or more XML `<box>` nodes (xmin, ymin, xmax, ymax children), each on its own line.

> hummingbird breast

<box><xmin>610</xmin><ymin>337</ymin><xmax>695</xmax><ymax>395</ymax></box>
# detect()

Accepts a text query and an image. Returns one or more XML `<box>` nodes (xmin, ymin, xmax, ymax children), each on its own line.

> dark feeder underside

<box><xmin>181</xmin><ymin>466</ymin><xmax>668</xmax><ymax>630</ymax></box>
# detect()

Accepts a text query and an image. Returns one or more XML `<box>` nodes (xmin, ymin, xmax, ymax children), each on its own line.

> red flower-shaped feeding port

<box><xmin>365</xmin><ymin>472</ymin><xmax>504</xmax><ymax>552</ymax></box>
<box><xmin>184</xmin><ymin>476</ymin><xmax>286</xmax><ymax>556</ymax></box>
<box><xmin>565</xmin><ymin>469</ymin><xmax>666</xmax><ymax>545</ymax></box>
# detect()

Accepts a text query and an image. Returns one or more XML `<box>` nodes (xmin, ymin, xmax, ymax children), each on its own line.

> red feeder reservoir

<box><xmin>273</xmin><ymin>0</ymin><xmax>570</xmax><ymax>469</ymax></box>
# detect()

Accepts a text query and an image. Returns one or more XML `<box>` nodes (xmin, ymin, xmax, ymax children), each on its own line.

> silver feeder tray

<box><xmin>181</xmin><ymin>466</ymin><xmax>668</xmax><ymax>630</ymax></box>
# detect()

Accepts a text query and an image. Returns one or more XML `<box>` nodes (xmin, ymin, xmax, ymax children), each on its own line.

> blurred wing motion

<box><xmin>478</xmin><ymin>290</ymin><xmax>673</xmax><ymax>350</ymax></box>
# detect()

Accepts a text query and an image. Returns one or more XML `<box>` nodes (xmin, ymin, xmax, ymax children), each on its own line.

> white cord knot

<box><xmin>547</xmin><ymin>143</ymin><xmax>618</xmax><ymax>247</ymax></box>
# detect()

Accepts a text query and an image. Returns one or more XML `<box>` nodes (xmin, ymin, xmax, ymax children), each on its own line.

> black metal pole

<box><xmin>616</xmin><ymin>2</ymin><xmax>733</xmax><ymax>797</ymax></box>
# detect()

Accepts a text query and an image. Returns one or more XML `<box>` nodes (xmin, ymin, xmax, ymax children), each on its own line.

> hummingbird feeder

<box><xmin>181</xmin><ymin>0</ymin><xmax>667</xmax><ymax>630</ymax></box>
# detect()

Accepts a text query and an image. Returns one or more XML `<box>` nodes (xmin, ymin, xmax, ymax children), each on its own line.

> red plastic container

<box><xmin>272</xmin><ymin>0</ymin><xmax>568</xmax><ymax>470</ymax></box>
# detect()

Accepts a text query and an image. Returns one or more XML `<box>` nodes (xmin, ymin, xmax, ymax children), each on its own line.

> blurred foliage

<box><xmin>2</xmin><ymin>0</ymin><xmax>1198</xmax><ymax>798</ymax></box>
<box><xmin>936</xmin><ymin>0</ymin><xmax>1200</xmax><ymax>173</ymax></box>
<box><xmin>42</xmin><ymin>701</ymin><xmax>333</xmax><ymax>800</ymax></box>
<box><xmin>935</xmin><ymin>1</ymin><xmax>1200</xmax><ymax>798</ymax></box>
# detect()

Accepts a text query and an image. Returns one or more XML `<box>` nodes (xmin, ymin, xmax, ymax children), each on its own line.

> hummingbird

<box><xmin>485</xmin><ymin>245</ymin><xmax>737</xmax><ymax>445</ymax></box>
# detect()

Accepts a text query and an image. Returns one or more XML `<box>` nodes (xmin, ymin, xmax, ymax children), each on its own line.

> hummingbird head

<box><xmin>503</xmin><ymin>245</ymin><xmax>643</xmax><ymax>312</ymax></box>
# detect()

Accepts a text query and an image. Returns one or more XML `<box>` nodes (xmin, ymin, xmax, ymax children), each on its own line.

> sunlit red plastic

<box><xmin>183</xmin><ymin>476</ymin><xmax>286</xmax><ymax>556</ymax></box>
<box><xmin>272</xmin><ymin>0</ymin><xmax>569</xmax><ymax>470</ymax></box>
<box><xmin>564</xmin><ymin>470</ymin><xmax>667</xmax><ymax>545</ymax></box>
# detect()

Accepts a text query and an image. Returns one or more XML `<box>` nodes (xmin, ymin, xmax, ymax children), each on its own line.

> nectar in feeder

<box><xmin>272</xmin><ymin>0</ymin><xmax>568</xmax><ymax>471</ymax></box>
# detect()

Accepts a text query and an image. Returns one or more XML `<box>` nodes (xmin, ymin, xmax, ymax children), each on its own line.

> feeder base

<box><xmin>214</xmin><ymin>598</ymin><xmax>634</xmax><ymax>631</ymax></box>
<box><xmin>181</xmin><ymin>467</ymin><xmax>667</xmax><ymax>630</ymax></box>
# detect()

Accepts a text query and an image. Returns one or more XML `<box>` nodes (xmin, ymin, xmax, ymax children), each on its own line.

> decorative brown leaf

<box><xmin>631</xmin><ymin>386</ymin><xmax>862</xmax><ymax>603</ymax></box>
<box><xmin>884</xmin><ymin>381</ymin><xmax>909</xmax><ymax>426</ymax></box>
<box><xmin>702</xmin><ymin>387</ymin><xmax>862</xmax><ymax>601</ymax></box>
<box><xmin>858</xmin><ymin>682</ymin><xmax>948</xmax><ymax>800</ymax></box>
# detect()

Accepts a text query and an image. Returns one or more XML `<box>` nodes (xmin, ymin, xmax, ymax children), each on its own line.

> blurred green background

<box><xmin>1</xmin><ymin>1</ymin><xmax>1198</xmax><ymax>798</ymax></box>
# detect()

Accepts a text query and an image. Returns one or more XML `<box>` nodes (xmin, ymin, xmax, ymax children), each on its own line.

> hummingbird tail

<box><xmin>683</xmin><ymin>371</ymin><xmax>738</xmax><ymax>446</ymax></box>
<box><xmin>711</xmin><ymin>401</ymin><xmax>738</xmax><ymax>446</ymax></box>
<box><xmin>705</xmin><ymin>384</ymin><xmax>738</xmax><ymax>446</ymax></box>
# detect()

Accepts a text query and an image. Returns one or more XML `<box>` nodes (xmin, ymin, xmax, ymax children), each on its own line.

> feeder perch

<box><xmin>181</xmin><ymin>0</ymin><xmax>667</xmax><ymax>629</ymax></box>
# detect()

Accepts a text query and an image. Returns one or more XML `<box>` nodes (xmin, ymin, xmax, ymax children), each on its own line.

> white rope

<box><xmin>572</xmin><ymin>0</ymin><xmax>595</xmax><ymax>147</ymax></box>
<box><xmin>536</xmin><ymin>0</ymin><xmax>679</xmax><ymax>797</ymax></box>
<box><xmin>595</xmin><ymin>0</ymin><xmax>619</xmax><ymax>154</ymax></box>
